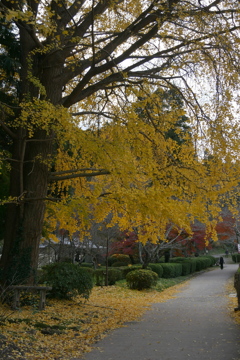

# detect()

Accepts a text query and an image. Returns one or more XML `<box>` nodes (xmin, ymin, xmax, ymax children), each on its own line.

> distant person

<box><xmin>225</xmin><ymin>250</ymin><xmax>229</xmax><ymax>257</ymax></box>
<box><xmin>219</xmin><ymin>256</ymin><xmax>224</xmax><ymax>270</ymax></box>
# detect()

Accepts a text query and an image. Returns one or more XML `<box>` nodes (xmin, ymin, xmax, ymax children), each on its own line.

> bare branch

<box><xmin>0</xmin><ymin>120</ymin><xmax>17</xmax><ymax>139</ymax></box>
<box><xmin>49</xmin><ymin>168</ymin><xmax>110</xmax><ymax>182</ymax></box>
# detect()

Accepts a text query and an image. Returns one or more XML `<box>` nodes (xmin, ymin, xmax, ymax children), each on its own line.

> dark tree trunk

<box><xmin>0</xmin><ymin>26</ymin><xmax>63</xmax><ymax>285</ymax></box>
<box><xmin>1</xmin><ymin>130</ymin><xmax>53</xmax><ymax>284</ymax></box>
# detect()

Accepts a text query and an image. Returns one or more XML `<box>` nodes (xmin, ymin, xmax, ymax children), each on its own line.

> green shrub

<box><xmin>194</xmin><ymin>257</ymin><xmax>211</xmax><ymax>271</ymax></box>
<box><xmin>112</xmin><ymin>261</ymin><xmax>129</xmax><ymax>267</ymax></box>
<box><xmin>180</xmin><ymin>262</ymin><xmax>192</xmax><ymax>276</ymax></box>
<box><xmin>188</xmin><ymin>259</ymin><xmax>197</xmax><ymax>273</ymax></box>
<box><xmin>40</xmin><ymin>262</ymin><xmax>93</xmax><ymax>300</ymax></box>
<box><xmin>79</xmin><ymin>267</ymin><xmax>95</xmax><ymax>277</ymax></box>
<box><xmin>194</xmin><ymin>258</ymin><xmax>204</xmax><ymax>271</ymax></box>
<box><xmin>94</xmin><ymin>268</ymin><xmax>123</xmax><ymax>286</ymax></box>
<box><xmin>119</xmin><ymin>265</ymin><xmax>142</xmax><ymax>278</ymax></box>
<box><xmin>170</xmin><ymin>258</ymin><xmax>192</xmax><ymax>276</ymax></box>
<box><xmin>200</xmin><ymin>256</ymin><xmax>213</xmax><ymax>268</ymax></box>
<box><xmin>126</xmin><ymin>269</ymin><xmax>158</xmax><ymax>290</ymax></box>
<box><xmin>232</xmin><ymin>254</ymin><xmax>240</xmax><ymax>263</ymax></box>
<box><xmin>108</xmin><ymin>254</ymin><xmax>131</xmax><ymax>266</ymax></box>
<box><xmin>170</xmin><ymin>257</ymin><xmax>186</xmax><ymax>262</ymax></box>
<box><xmin>171</xmin><ymin>256</ymin><xmax>214</xmax><ymax>274</ymax></box>
<box><xmin>79</xmin><ymin>263</ymin><xmax>94</xmax><ymax>268</ymax></box>
<box><xmin>161</xmin><ymin>263</ymin><xmax>182</xmax><ymax>278</ymax></box>
<box><xmin>173</xmin><ymin>263</ymin><xmax>182</xmax><ymax>276</ymax></box>
<box><xmin>204</xmin><ymin>255</ymin><xmax>216</xmax><ymax>266</ymax></box>
<box><xmin>148</xmin><ymin>263</ymin><xmax>163</xmax><ymax>278</ymax></box>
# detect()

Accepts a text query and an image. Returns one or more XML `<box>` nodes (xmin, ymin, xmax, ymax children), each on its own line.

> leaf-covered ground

<box><xmin>227</xmin><ymin>280</ymin><xmax>240</xmax><ymax>326</ymax></box>
<box><xmin>0</xmin><ymin>282</ymin><xmax>187</xmax><ymax>360</ymax></box>
<box><xmin>1</xmin><ymin>275</ymin><xmax>238</xmax><ymax>360</ymax></box>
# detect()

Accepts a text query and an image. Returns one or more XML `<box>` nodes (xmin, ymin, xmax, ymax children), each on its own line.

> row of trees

<box><xmin>38</xmin><ymin>203</ymin><xmax>239</xmax><ymax>272</ymax></box>
<box><xmin>0</xmin><ymin>0</ymin><xmax>240</xmax><ymax>284</ymax></box>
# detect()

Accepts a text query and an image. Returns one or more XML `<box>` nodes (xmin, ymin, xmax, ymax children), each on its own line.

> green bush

<box><xmin>188</xmin><ymin>259</ymin><xmax>197</xmax><ymax>273</ymax></box>
<box><xmin>148</xmin><ymin>263</ymin><xmax>163</xmax><ymax>278</ymax></box>
<box><xmin>232</xmin><ymin>254</ymin><xmax>240</xmax><ymax>263</ymax></box>
<box><xmin>194</xmin><ymin>257</ymin><xmax>212</xmax><ymax>271</ymax></box>
<box><xmin>170</xmin><ymin>258</ymin><xmax>193</xmax><ymax>275</ymax></box>
<box><xmin>173</xmin><ymin>263</ymin><xmax>182</xmax><ymax>277</ymax></box>
<box><xmin>40</xmin><ymin>262</ymin><xmax>93</xmax><ymax>300</ymax></box>
<box><xmin>111</xmin><ymin>261</ymin><xmax>129</xmax><ymax>267</ymax></box>
<box><xmin>166</xmin><ymin>255</ymin><xmax>215</xmax><ymax>277</ymax></box>
<box><xmin>79</xmin><ymin>263</ymin><xmax>94</xmax><ymax>268</ymax></box>
<box><xmin>126</xmin><ymin>269</ymin><xmax>158</xmax><ymax>290</ymax></box>
<box><xmin>79</xmin><ymin>267</ymin><xmax>95</xmax><ymax>277</ymax></box>
<box><xmin>94</xmin><ymin>268</ymin><xmax>123</xmax><ymax>286</ymax></box>
<box><xmin>194</xmin><ymin>258</ymin><xmax>204</xmax><ymax>271</ymax></box>
<box><xmin>161</xmin><ymin>263</ymin><xmax>182</xmax><ymax>278</ymax></box>
<box><xmin>204</xmin><ymin>255</ymin><xmax>216</xmax><ymax>266</ymax></box>
<box><xmin>119</xmin><ymin>265</ymin><xmax>142</xmax><ymax>278</ymax></box>
<box><xmin>180</xmin><ymin>262</ymin><xmax>192</xmax><ymax>276</ymax></box>
<box><xmin>200</xmin><ymin>256</ymin><xmax>213</xmax><ymax>268</ymax></box>
<box><xmin>108</xmin><ymin>254</ymin><xmax>131</xmax><ymax>266</ymax></box>
<box><xmin>170</xmin><ymin>257</ymin><xmax>186</xmax><ymax>262</ymax></box>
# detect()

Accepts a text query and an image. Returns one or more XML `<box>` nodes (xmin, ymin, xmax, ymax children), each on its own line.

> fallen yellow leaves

<box><xmin>0</xmin><ymin>282</ymin><xmax>187</xmax><ymax>360</ymax></box>
<box><xmin>226</xmin><ymin>279</ymin><xmax>240</xmax><ymax>326</ymax></box>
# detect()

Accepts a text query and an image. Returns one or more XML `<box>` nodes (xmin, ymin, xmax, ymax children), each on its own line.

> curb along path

<box><xmin>73</xmin><ymin>262</ymin><xmax>240</xmax><ymax>360</ymax></box>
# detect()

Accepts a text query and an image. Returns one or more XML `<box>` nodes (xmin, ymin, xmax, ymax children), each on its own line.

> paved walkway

<box><xmin>74</xmin><ymin>261</ymin><xmax>240</xmax><ymax>360</ymax></box>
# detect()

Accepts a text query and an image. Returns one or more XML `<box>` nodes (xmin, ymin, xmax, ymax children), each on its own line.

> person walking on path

<box><xmin>74</xmin><ymin>263</ymin><xmax>240</xmax><ymax>360</ymax></box>
<box><xmin>219</xmin><ymin>256</ymin><xmax>224</xmax><ymax>269</ymax></box>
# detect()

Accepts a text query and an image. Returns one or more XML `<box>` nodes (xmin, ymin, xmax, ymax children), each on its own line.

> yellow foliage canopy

<box><xmin>0</xmin><ymin>0</ymin><xmax>240</xmax><ymax>268</ymax></box>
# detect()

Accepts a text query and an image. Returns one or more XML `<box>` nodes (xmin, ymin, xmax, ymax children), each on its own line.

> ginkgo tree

<box><xmin>0</xmin><ymin>0</ymin><xmax>240</xmax><ymax>284</ymax></box>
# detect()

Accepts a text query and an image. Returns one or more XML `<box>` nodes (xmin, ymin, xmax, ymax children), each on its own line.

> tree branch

<box><xmin>0</xmin><ymin>120</ymin><xmax>17</xmax><ymax>139</ymax></box>
<box><xmin>49</xmin><ymin>168</ymin><xmax>110</xmax><ymax>182</ymax></box>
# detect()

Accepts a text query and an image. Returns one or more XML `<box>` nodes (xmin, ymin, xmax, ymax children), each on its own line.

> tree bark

<box><xmin>0</xmin><ymin>26</ymin><xmax>63</xmax><ymax>284</ymax></box>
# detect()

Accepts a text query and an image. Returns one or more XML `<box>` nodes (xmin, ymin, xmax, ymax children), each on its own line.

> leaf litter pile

<box><xmin>0</xmin><ymin>282</ymin><xmax>187</xmax><ymax>360</ymax></box>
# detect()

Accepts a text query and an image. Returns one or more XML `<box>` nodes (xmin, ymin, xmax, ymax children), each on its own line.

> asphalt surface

<box><xmin>74</xmin><ymin>260</ymin><xmax>240</xmax><ymax>360</ymax></box>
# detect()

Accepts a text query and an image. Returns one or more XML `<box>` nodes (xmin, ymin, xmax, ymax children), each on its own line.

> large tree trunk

<box><xmin>1</xmin><ymin>135</ymin><xmax>51</xmax><ymax>284</ymax></box>
<box><xmin>0</xmin><ymin>27</ymin><xmax>63</xmax><ymax>285</ymax></box>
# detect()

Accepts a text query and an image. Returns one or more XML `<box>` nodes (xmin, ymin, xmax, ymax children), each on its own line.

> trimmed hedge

<box><xmin>204</xmin><ymin>255</ymin><xmax>216</xmax><ymax>266</ymax></box>
<box><xmin>232</xmin><ymin>254</ymin><xmax>240</xmax><ymax>263</ymax></box>
<box><xmin>112</xmin><ymin>261</ymin><xmax>129</xmax><ymax>267</ymax></box>
<box><xmin>188</xmin><ymin>259</ymin><xmax>197</xmax><ymax>273</ymax></box>
<box><xmin>126</xmin><ymin>269</ymin><xmax>158</xmax><ymax>290</ymax></box>
<box><xmin>170</xmin><ymin>257</ymin><xmax>186</xmax><ymax>262</ymax></box>
<box><xmin>148</xmin><ymin>263</ymin><xmax>163</xmax><ymax>278</ymax></box>
<box><xmin>79</xmin><ymin>263</ymin><xmax>94</xmax><ymax>268</ymax></box>
<box><xmin>161</xmin><ymin>263</ymin><xmax>182</xmax><ymax>278</ymax></box>
<box><xmin>170</xmin><ymin>258</ymin><xmax>192</xmax><ymax>276</ymax></box>
<box><xmin>108</xmin><ymin>254</ymin><xmax>131</xmax><ymax>266</ymax></box>
<box><xmin>195</xmin><ymin>257</ymin><xmax>213</xmax><ymax>271</ymax></box>
<box><xmin>166</xmin><ymin>255</ymin><xmax>217</xmax><ymax>277</ymax></box>
<box><xmin>180</xmin><ymin>262</ymin><xmax>192</xmax><ymax>276</ymax></box>
<box><xmin>94</xmin><ymin>268</ymin><xmax>123</xmax><ymax>286</ymax></box>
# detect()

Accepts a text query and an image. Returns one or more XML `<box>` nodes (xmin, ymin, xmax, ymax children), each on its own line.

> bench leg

<box><xmin>12</xmin><ymin>290</ymin><xmax>20</xmax><ymax>309</ymax></box>
<box><xmin>39</xmin><ymin>290</ymin><xmax>46</xmax><ymax>310</ymax></box>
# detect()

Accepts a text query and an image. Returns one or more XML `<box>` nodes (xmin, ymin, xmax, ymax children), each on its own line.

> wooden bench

<box><xmin>8</xmin><ymin>285</ymin><xmax>52</xmax><ymax>310</ymax></box>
